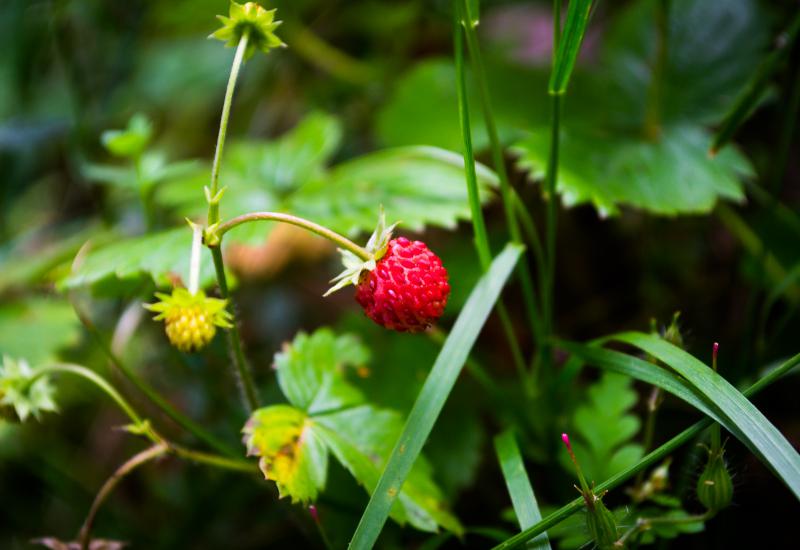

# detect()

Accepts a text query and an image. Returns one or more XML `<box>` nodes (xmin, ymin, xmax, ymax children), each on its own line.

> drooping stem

<box><xmin>459</xmin><ymin>0</ymin><xmax>543</xmax><ymax>347</ymax></box>
<box><xmin>214</xmin><ymin>212</ymin><xmax>371</xmax><ymax>261</ymax></box>
<box><xmin>68</xmin><ymin>296</ymin><xmax>238</xmax><ymax>457</ymax></box>
<box><xmin>453</xmin><ymin>9</ymin><xmax>530</xmax><ymax>390</ymax></box>
<box><xmin>34</xmin><ymin>363</ymin><xmax>144</xmax><ymax>427</ymax></box>
<box><xmin>492</xmin><ymin>350</ymin><xmax>800</xmax><ymax>549</ymax></box>
<box><xmin>208</xmin><ymin>29</ymin><xmax>250</xmax><ymax>225</ymax></box>
<box><xmin>210</xmin><ymin>246</ymin><xmax>260</xmax><ymax>412</ymax></box>
<box><xmin>78</xmin><ymin>442</ymin><xmax>169</xmax><ymax>550</ymax></box>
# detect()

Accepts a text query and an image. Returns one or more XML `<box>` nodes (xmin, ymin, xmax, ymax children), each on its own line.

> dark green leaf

<box><xmin>349</xmin><ymin>243</ymin><xmax>523</xmax><ymax>549</ymax></box>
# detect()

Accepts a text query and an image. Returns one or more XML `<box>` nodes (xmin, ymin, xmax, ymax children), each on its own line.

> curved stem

<box><xmin>210</xmin><ymin>246</ymin><xmax>261</xmax><ymax>412</ymax></box>
<box><xmin>215</xmin><ymin>211</ymin><xmax>372</xmax><ymax>261</ymax></box>
<box><xmin>69</xmin><ymin>295</ymin><xmax>239</xmax><ymax>457</ymax></box>
<box><xmin>170</xmin><ymin>443</ymin><xmax>257</xmax><ymax>473</ymax></box>
<box><xmin>208</xmin><ymin>29</ymin><xmax>250</xmax><ymax>225</ymax></box>
<box><xmin>34</xmin><ymin>364</ymin><xmax>144</xmax><ymax>428</ymax></box>
<box><xmin>78</xmin><ymin>442</ymin><xmax>169</xmax><ymax>550</ymax></box>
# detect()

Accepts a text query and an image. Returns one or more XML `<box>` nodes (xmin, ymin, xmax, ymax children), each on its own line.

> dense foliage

<box><xmin>2</xmin><ymin>0</ymin><xmax>799</xmax><ymax>548</ymax></box>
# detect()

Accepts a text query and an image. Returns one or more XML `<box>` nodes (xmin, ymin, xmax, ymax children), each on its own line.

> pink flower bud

<box><xmin>309</xmin><ymin>504</ymin><xmax>319</xmax><ymax>523</ymax></box>
<box><xmin>561</xmin><ymin>432</ymin><xmax>572</xmax><ymax>452</ymax></box>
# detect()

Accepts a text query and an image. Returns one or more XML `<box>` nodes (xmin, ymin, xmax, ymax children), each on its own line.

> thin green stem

<box><xmin>214</xmin><ymin>212</ymin><xmax>371</xmax><ymax>261</ymax></box>
<box><xmin>454</xmin><ymin>9</ymin><xmax>530</xmax><ymax>391</ymax></box>
<box><xmin>644</xmin><ymin>0</ymin><xmax>669</xmax><ymax>140</ymax></box>
<box><xmin>69</xmin><ymin>296</ymin><xmax>238</xmax><ymax>457</ymax></box>
<box><xmin>542</xmin><ymin>94</ymin><xmax>561</xmax><ymax>370</ymax></box>
<box><xmin>210</xmin><ymin>246</ymin><xmax>260</xmax><ymax>412</ymax></box>
<box><xmin>553</xmin><ymin>0</ymin><xmax>561</xmax><ymax>57</ymax></box>
<box><xmin>460</xmin><ymin>1</ymin><xmax>543</xmax><ymax>346</ymax></box>
<box><xmin>34</xmin><ymin>363</ymin><xmax>144</xmax><ymax>427</ymax></box>
<box><xmin>208</xmin><ymin>29</ymin><xmax>250</xmax><ymax>225</ymax></box>
<box><xmin>78</xmin><ymin>442</ymin><xmax>169</xmax><ymax>550</ymax></box>
<box><xmin>492</xmin><ymin>350</ymin><xmax>800</xmax><ymax>549</ymax></box>
<box><xmin>170</xmin><ymin>443</ymin><xmax>257</xmax><ymax>473</ymax></box>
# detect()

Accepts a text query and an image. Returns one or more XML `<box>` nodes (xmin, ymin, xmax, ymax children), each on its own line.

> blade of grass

<box><xmin>492</xmin><ymin>350</ymin><xmax>800</xmax><ymax>549</ymax></box>
<box><xmin>494</xmin><ymin>429</ymin><xmax>551</xmax><ymax>550</ymax></box>
<box><xmin>548</xmin><ymin>0</ymin><xmax>594</xmax><ymax>95</ymax></box>
<box><xmin>348</xmin><ymin>243</ymin><xmax>523</xmax><ymax>549</ymax></box>
<box><xmin>612</xmin><ymin>331</ymin><xmax>800</xmax><ymax>501</ymax></box>
<box><xmin>710</xmin><ymin>10</ymin><xmax>800</xmax><ymax>155</ymax></box>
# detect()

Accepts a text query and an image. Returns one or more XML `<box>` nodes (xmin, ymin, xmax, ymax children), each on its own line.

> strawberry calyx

<box><xmin>324</xmin><ymin>207</ymin><xmax>398</xmax><ymax>296</ymax></box>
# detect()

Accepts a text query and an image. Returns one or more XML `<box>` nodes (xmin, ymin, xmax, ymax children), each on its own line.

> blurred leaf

<box><xmin>601</xmin><ymin>0</ymin><xmax>770</xmax><ymax>127</ymax></box>
<box><xmin>291</xmin><ymin>146</ymin><xmax>498</xmax><ymax>236</ymax></box>
<box><xmin>0</xmin><ymin>298</ymin><xmax>81</xmax><ymax>365</ymax></box>
<box><xmin>275</xmin><ymin>329</ymin><xmax>368</xmax><ymax>414</ymax></box>
<box><xmin>513</xmin><ymin>125</ymin><xmax>750</xmax><ymax>216</ymax></box>
<box><xmin>101</xmin><ymin>113</ymin><xmax>152</xmax><ymax>158</ymax></box>
<box><xmin>560</xmin><ymin>372</ymin><xmax>644</xmax><ymax>482</ymax></box>
<box><xmin>243</xmin><ymin>404</ymin><xmax>328</xmax><ymax>503</ymax></box>
<box><xmin>60</xmin><ymin>227</ymin><xmax>217</xmax><ymax>291</ymax></box>
<box><xmin>85</xmin><ymin>153</ymin><xmax>200</xmax><ymax>192</ymax></box>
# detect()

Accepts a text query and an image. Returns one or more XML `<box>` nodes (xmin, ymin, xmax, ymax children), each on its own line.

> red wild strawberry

<box><xmin>355</xmin><ymin>237</ymin><xmax>449</xmax><ymax>332</ymax></box>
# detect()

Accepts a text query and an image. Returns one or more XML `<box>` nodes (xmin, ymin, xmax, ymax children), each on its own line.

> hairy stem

<box><xmin>78</xmin><ymin>442</ymin><xmax>169</xmax><ymax>550</ymax></box>
<box><xmin>214</xmin><ymin>211</ymin><xmax>371</xmax><ymax>261</ymax></box>
<box><xmin>69</xmin><ymin>296</ymin><xmax>238</xmax><ymax>457</ymax></box>
<box><xmin>492</xmin><ymin>350</ymin><xmax>800</xmax><ymax>549</ymax></box>
<box><xmin>209</xmin><ymin>246</ymin><xmax>261</xmax><ymax>412</ymax></box>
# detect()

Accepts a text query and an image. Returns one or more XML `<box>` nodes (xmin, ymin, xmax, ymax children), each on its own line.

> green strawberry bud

<box><xmin>696</xmin><ymin>450</ymin><xmax>733</xmax><ymax>512</ymax></box>
<box><xmin>585</xmin><ymin>495</ymin><xmax>620</xmax><ymax>550</ymax></box>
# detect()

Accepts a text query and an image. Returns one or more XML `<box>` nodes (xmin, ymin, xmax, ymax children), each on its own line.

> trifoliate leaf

<box><xmin>274</xmin><ymin>329</ymin><xmax>368</xmax><ymax>414</ymax></box>
<box><xmin>560</xmin><ymin>372</ymin><xmax>643</xmax><ymax>482</ymax></box>
<box><xmin>210</xmin><ymin>1</ymin><xmax>285</xmax><ymax>60</ymax></box>
<box><xmin>244</xmin><ymin>328</ymin><xmax>462</xmax><ymax>534</ymax></box>
<box><xmin>0</xmin><ymin>356</ymin><xmax>58</xmax><ymax>422</ymax></box>
<box><xmin>243</xmin><ymin>405</ymin><xmax>328</xmax><ymax>503</ymax></box>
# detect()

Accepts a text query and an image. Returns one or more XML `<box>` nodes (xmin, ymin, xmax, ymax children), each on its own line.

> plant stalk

<box><xmin>453</xmin><ymin>10</ymin><xmax>530</xmax><ymax>390</ymax></box>
<box><xmin>208</xmin><ymin>29</ymin><xmax>250</xmax><ymax>225</ymax></box>
<box><xmin>542</xmin><ymin>93</ymin><xmax>561</xmax><ymax>371</ymax></box>
<box><xmin>214</xmin><ymin>211</ymin><xmax>371</xmax><ymax>261</ymax></box>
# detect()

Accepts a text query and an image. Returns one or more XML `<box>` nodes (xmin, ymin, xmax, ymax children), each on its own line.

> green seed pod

<box><xmin>696</xmin><ymin>452</ymin><xmax>733</xmax><ymax>512</ymax></box>
<box><xmin>585</xmin><ymin>495</ymin><xmax>619</xmax><ymax>550</ymax></box>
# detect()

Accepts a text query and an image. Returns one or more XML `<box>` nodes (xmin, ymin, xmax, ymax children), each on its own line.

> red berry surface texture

<box><xmin>355</xmin><ymin>237</ymin><xmax>450</xmax><ymax>332</ymax></box>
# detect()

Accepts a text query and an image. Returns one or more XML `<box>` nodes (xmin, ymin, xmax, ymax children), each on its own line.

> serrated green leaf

<box><xmin>0</xmin><ymin>299</ymin><xmax>81</xmax><ymax>365</ymax></box>
<box><xmin>291</xmin><ymin>146</ymin><xmax>498</xmax><ymax>236</ymax></box>
<box><xmin>562</xmin><ymin>372</ymin><xmax>644</xmax><ymax>482</ymax></box>
<box><xmin>243</xmin><ymin>405</ymin><xmax>328</xmax><ymax>503</ymax></box>
<box><xmin>275</xmin><ymin>329</ymin><xmax>368</xmax><ymax>414</ymax></box>
<box><xmin>513</xmin><ymin>124</ymin><xmax>751</xmax><ymax>216</ymax></box>
<box><xmin>314</xmin><ymin>405</ymin><xmax>462</xmax><ymax>534</ymax></box>
<box><xmin>60</xmin><ymin>227</ymin><xmax>217</xmax><ymax>291</ymax></box>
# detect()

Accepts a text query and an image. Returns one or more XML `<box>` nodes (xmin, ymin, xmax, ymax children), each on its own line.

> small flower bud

<box><xmin>696</xmin><ymin>449</ymin><xmax>733</xmax><ymax>513</ymax></box>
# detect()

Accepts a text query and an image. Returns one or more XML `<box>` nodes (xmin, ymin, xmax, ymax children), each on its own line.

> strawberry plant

<box><xmin>2</xmin><ymin>0</ymin><xmax>800</xmax><ymax>548</ymax></box>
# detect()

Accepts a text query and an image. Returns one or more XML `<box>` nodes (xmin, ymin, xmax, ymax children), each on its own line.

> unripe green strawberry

<box><xmin>696</xmin><ymin>451</ymin><xmax>733</xmax><ymax>513</ymax></box>
<box><xmin>146</xmin><ymin>288</ymin><xmax>232</xmax><ymax>353</ymax></box>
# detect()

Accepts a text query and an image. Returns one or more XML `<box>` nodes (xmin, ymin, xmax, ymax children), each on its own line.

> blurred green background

<box><xmin>2</xmin><ymin>0</ymin><xmax>799</xmax><ymax>548</ymax></box>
